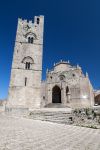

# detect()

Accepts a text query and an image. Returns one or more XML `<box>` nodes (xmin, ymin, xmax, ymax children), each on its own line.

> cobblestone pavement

<box><xmin>0</xmin><ymin>114</ymin><xmax>100</xmax><ymax>150</ymax></box>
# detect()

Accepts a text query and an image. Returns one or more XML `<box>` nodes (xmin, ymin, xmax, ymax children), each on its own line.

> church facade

<box><xmin>41</xmin><ymin>61</ymin><xmax>94</xmax><ymax>108</ymax></box>
<box><xmin>7</xmin><ymin>15</ymin><xmax>95</xmax><ymax>109</ymax></box>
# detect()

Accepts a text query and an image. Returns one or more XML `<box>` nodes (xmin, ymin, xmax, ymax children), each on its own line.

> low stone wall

<box><xmin>69</xmin><ymin>107</ymin><xmax>100</xmax><ymax>129</ymax></box>
<box><xmin>5</xmin><ymin>107</ymin><xmax>29</xmax><ymax>116</ymax></box>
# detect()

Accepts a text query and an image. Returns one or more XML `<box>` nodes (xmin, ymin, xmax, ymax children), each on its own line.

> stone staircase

<box><xmin>45</xmin><ymin>103</ymin><xmax>68</xmax><ymax>108</ymax></box>
<box><xmin>28</xmin><ymin>108</ymin><xmax>72</xmax><ymax>124</ymax></box>
<box><xmin>4</xmin><ymin>106</ymin><xmax>73</xmax><ymax>125</ymax></box>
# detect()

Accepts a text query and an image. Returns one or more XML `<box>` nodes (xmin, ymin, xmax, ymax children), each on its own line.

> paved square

<box><xmin>0</xmin><ymin>114</ymin><xmax>100</xmax><ymax>150</ymax></box>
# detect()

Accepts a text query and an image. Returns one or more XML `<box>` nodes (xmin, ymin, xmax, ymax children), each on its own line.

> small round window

<box><xmin>60</xmin><ymin>75</ymin><xmax>65</xmax><ymax>81</ymax></box>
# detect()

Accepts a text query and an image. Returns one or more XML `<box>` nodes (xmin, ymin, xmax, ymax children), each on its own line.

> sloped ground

<box><xmin>0</xmin><ymin>114</ymin><xmax>100</xmax><ymax>150</ymax></box>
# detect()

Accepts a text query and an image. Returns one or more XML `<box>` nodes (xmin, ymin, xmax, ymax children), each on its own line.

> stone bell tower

<box><xmin>8</xmin><ymin>15</ymin><xmax>44</xmax><ymax>109</ymax></box>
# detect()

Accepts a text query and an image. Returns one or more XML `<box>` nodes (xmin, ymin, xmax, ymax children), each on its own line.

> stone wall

<box><xmin>8</xmin><ymin>16</ymin><xmax>44</xmax><ymax>109</ymax></box>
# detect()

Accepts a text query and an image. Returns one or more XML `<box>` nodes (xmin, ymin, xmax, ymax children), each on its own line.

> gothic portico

<box><xmin>41</xmin><ymin>61</ymin><xmax>94</xmax><ymax>108</ymax></box>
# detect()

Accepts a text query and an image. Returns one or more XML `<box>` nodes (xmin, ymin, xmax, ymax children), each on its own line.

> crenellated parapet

<box><xmin>15</xmin><ymin>16</ymin><xmax>44</xmax><ymax>45</ymax></box>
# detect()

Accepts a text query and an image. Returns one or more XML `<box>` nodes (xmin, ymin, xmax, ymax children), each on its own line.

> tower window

<box><xmin>25</xmin><ymin>77</ymin><xmax>27</xmax><ymax>86</ymax></box>
<box><xmin>22</xmin><ymin>56</ymin><xmax>34</xmax><ymax>70</ymax></box>
<box><xmin>28</xmin><ymin>62</ymin><xmax>30</xmax><ymax>69</ymax></box>
<box><xmin>25</xmin><ymin>62</ymin><xmax>28</xmax><ymax>69</ymax></box>
<box><xmin>28</xmin><ymin>37</ymin><xmax>31</xmax><ymax>43</ymax></box>
<box><xmin>37</xmin><ymin>18</ymin><xmax>40</xmax><ymax>24</ymax></box>
<box><xmin>31</xmin><ymin>37</ymin><xmax>33</xmax><ymax>43</ymax></box>
<box><xmin>28</xmin><ymin>37</ymin><xmax>34</xmax><ymax>44</ymax></box>
<box><xmin>25</xmin><ymin>62</ymin><xmax>30</xmax><ymax>70</ymax></box>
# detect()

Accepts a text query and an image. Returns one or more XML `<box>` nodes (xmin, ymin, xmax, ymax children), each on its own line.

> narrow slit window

<box><xmin>31</xmin><ymin>37</ymin><xmax>33</xmax><ymax>43</ymax></box>
<box><xmin>25</xmin><ymin>77</ymin><xmax>27</xmax><ymax>86</ymax></box>
<box><xmin>28</xmin><ymin>37</ymin><xmax>31</xmax><ymax>43</ymax></box>
<box><xmin>66</xmin><ymin>86</ymin><xmax>69</xmax><ymax>95</ymax></box>
<box><xmin>25</xmin><ymin>62</ymin><xmax>28</xmax><ymax>69</ymax></box>
<box><xmin>37</xmin><ymin>18</ymin><xmax>40</xmax><ymax>24</ymax></box>
<box><xmin>28</xmin><ymin>62</ymin><xmax>30</xmax><ymax>69</ymax></box>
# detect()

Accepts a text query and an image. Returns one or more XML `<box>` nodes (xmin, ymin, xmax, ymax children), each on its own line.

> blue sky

<box><xmin>0</xmin><ymin>0</ymin><xmax>100</xmax><ymax>99</ymax></box>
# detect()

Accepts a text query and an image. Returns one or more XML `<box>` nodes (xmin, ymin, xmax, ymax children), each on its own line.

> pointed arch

<box><xmin>22</xmin><ymin>56</ymin><xmax>34</xmax><ymax>70</ymax></box>
<box><xmin>25</xmin><ymin>32</ymin><xmax>37</xmax><ymax>39</ymax></box>
<box><xmin>25</xmin><ymin>32</ymin><xmax>37</xmax><ymax>44</ymax></box>
<box><xmin>52</xmin><ymin>85</ymin><xmax>61</xmax><ymax>103</ymax></box>
<box><xmin>22</xmin><ymin>56</ymin><xmax>34</xmax><ymax>64</ymax></box>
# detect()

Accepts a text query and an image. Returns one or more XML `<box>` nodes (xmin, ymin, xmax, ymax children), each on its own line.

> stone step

<box><xmin>45</xmin><ymin>103</ymin><xmax>68</xmax><ymax>108</ymax></box>
<box><xmin>29</xmin><ymin>108</ymin><xmax>72</xmax><ymax>124</ymax></box>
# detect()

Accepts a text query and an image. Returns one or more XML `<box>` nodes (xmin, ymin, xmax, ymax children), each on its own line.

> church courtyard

<box><xmin>0</xmin><ymin>114</ymin><xmax>100</xmax><ymax>150</ymax></box>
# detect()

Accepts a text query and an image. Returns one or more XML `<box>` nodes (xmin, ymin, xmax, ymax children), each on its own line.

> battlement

<box><xmin>46</xmin><ymin>60</ymin><xmax>82</xmax><ymax>74</ymax></box>
<box><xmin>54</xmin><ymin>60</ymin><xmax>70</xmax><ymax>67</ymax></box>
<box><xmin>18</xmin><ymin>15</ymin><xmax>44</xmax><ymax>26</ymax></box>
<box><xmin>16</xmin><ymin>15</ymin><xmax>44</xmax><ymax>44</ymax></box>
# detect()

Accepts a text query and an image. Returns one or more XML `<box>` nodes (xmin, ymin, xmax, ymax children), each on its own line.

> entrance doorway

<box><xmin>52</xmin><ymin>86</ymin><xmax>61</xmax><ymax>103</ymax></box>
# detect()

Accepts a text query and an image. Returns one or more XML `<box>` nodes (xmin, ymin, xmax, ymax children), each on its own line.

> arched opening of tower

<box><xmin>25</xmin><ymin>62</ymin><xmax>30</xmax><ymax>70</ymax></box>
<box><xmin>28</xmin><ymin>37</ymin><xmax>34</xmax><ymax>44</ymax></box>
<box><xmin>52</xmin><ymin>86</ymin><xmax>61</xmax><ymax>103</ymax></box>
<box><xmin>22</xmin><ymin>56</ymin><xmax>34</xmax><ymax>70</ymax></box>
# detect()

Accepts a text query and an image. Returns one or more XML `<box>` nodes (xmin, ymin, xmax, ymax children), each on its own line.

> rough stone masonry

<box><xmin>7</xmin><ymin>16</ymin><xmax>44</xmax><ymax>109</ymax></box>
